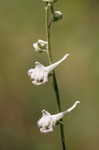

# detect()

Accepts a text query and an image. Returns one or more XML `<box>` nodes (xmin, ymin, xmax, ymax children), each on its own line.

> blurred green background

<box><xmin>0</xmin><ymin>0</ymin><xmax>99</xmax><ymax>150</ymax></box>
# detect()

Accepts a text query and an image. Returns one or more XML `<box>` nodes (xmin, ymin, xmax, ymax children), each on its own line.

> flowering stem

<box><xmin>45</xmin><ymin>3</ymin><xmax>66</xmax><ymax>150</ymax></box>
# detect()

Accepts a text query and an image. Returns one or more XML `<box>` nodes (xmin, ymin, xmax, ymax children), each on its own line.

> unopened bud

<box><xmin>38</xmin><ymin>40</ymin><xmax>48</xmax><ymax>50</ymax></box>
<box><xmin>53</xmin><ymin>11</ymin><xmax>63</xmax><ymax>22</ymax></box>
<box><xmin>42</xmin><ymin>0</ymin><xmax>57</xmax><ymax>3</ymax></box>
<box><xmin>33</xmin><ymin>40</ymin><xmax>48</xmax><ymax>53</ymax></box>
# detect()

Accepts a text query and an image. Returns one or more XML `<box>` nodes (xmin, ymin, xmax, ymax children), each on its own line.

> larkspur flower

<box><xmin>27</xmin><ymin>53</ymin><xmax>69</xmax><ymax>85</ymax></box>
<box><xmin>37</xmin><ymin>101</ymin><xmax>80</xmax><ymax>133</ymax></box>
<box><xmin>33</xmin><ymin>40</ymin><xmax>48</xmax><ymax>52</ymax></box>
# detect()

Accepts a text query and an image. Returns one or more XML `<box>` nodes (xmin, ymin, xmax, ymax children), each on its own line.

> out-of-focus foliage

<box><xmin>0</xmin><ymin>0</ymin><xmax>99</xmax><ymax>150</ymax></box>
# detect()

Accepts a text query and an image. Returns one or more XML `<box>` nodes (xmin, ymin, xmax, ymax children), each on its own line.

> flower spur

<box><xmin>27</xmin><ymin>53</ymin><xmax>69</xmax><ymax>85</ymax></box>
<box><xmin>37</xmin><ymin>101</ymin><xmax>80</xmax><ymax>133</ymax></box>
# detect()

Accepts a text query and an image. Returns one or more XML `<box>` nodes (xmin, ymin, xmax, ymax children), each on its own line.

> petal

<box><xmin>52</xmin><ymin>112</ymin><xmax>64</xmax><ymax>123</ymax></box>
<box><xmin>40</xmin><ymin>127</ymin><xmax>53</xmax><ymax>133</ymax></box>
<box><xmin>27</xmin><ymin>68</ymin><xmax>34</xmax><ymax>77</ymax></box>
<box><xmin>41</xmin><ymin>109</ymin><xmax>51</xmax><ymax>116</ymax></box>
<box><xmin>38</xmin><ymin>40</ymin><xmax>48</xmax><ymax>49</ymax></box>
<box><xmin>32</xmin><ymin>80</ymin><xmax>43</xmax><ymax>85</ymax></box>
<box><xmin>43</xmin><ymin>72</ymin><xmax>49</xmax><ymax>83</ymax></box>
<box><xmin>33</xmin><ymin>42</ymin><xmax>40</xmax><ymax>51</ymax></box>
<box><xmin>34</xmin><ymin>61</ymin><xmax>45</xmax><ymax>69</ymax></box>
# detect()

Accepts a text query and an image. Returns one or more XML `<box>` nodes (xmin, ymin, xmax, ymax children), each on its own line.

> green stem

<box><xmin>45</xmin><ymin>3</ymin><xmax>66</xmax><ymax>150</ymax></box>
<box><xmin>45</xmin><ymin>3</ymin><xmax>52</xmax><ymax>64</ymax></box>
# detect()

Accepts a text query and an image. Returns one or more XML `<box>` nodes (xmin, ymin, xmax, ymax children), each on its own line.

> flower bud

<box><xmin>53</xmin><ymin>11</ymin><xmax>63</xmax><ymax>22</ymax></box>
<box><xmin>38</xmin><ymin>40</ymin><xmax>48</xmax><ymax>50</ymax></box>
<box><xmin>42</xmin><ymin>0</ymin><xmax>57</xmax><ymax>3</ymax></box>
<box><xmin>33</xmin><ymin>40</ymin><xmax>48</xmax><ymax>53</ymax></box>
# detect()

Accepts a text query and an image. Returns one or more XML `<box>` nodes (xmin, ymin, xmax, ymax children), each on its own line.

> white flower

<box><xmin>33</xmin><ymin>40</ymin><xmax>48</xmax><ymax>52</ymax></box>
<box><xmin>27</xmin><ymin>53</ymin><xmax>69</xmax><ymax>85</ymax></box>
<box><xmin>37</xmin><ymin>101</ymin><xmax>80</xmax><ymax>133</ymax></box>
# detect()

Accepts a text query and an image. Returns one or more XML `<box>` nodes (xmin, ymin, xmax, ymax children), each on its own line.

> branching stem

<box><xmin>45</xmin><ymin>3</ymin><xmax>66</xmax><ymax>150</ymax></box>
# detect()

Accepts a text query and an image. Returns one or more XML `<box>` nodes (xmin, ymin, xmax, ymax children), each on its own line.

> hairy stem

<box><xmin>45</xmin><ymin>3</ymin><xmax>66</xmax><ymax>150</ymax></box>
